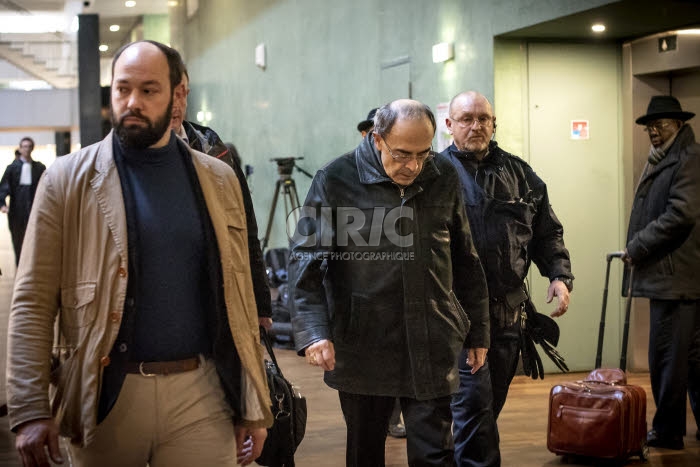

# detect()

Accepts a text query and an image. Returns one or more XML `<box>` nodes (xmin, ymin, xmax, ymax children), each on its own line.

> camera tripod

<box><xmin>261</xmin><ymin>157</ymin><xmax>313</xmax><ymax>252</ymax></box>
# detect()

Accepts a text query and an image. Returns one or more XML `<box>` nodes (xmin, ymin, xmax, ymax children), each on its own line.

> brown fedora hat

<box><xmin>636</xmin><ymin>95</ymin><xmax>695</xmax><ymax>125</ymax></box>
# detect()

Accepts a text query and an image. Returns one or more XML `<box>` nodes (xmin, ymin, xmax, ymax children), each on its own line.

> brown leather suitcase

<box><xmin>547</xmin><ymin>369</ymin><xmax>648</xmax><ymax>461</ymax></box>
<box><xmin>547</xmin><ymin>254</ymin><xmax>648</xmax><ymax>462</ymax></box>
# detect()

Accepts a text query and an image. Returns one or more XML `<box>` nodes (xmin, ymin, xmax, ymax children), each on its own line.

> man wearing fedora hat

<box><xmin>622</xmin><ymin>95</ymin><xmax>700</xmax><ymax>450</ymax></box>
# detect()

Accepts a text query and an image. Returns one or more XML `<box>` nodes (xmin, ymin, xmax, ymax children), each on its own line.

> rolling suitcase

<box><xmin>547</xmin><ymin>252</ymin><xmax>648</xmax><ymax>462</ymax></box>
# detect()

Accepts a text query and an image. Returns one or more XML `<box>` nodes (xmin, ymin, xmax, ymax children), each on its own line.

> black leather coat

<box><xmin>442</xmin><ymin>142</ymin><xmax>572</xmax><ymax>325</ymax></box>
<box><xmin>625</xmin><ymin>124</ymin><xmax>700</xmax><ymax>299</ymax></box>
<box><xmin>289</xmin><ymin>136</ymin><xmax>489</xmax><ymax>400</ymax></box>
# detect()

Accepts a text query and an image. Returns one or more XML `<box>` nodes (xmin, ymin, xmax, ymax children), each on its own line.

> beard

<box><xmin>112</xmin><ymin>98</ymin><xmax>173</xmax><ymax>150</ymax></box>
<box><xmin>463</xmin><ymin>140</ymin><xmax>489</xmax><ymax>154</ymax></box>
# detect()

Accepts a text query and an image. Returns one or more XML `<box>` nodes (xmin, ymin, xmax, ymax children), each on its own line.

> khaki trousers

<box><xmin>68</xmin><ymin>358</ymin><xmax>239</xmax><ymax>467</ymax></box>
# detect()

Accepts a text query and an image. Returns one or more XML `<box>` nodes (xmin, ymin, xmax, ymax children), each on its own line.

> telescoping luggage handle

<box><xmin>595</xmin><ymin>251</ymin><xmax>634</xmax><ymax>371</ymax></box>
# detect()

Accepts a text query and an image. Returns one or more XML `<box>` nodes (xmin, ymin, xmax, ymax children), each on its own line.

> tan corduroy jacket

<box><xmin>6</xmin><ymin>131</ymin><xmax>272</xmax><ymax>446</ymax></box>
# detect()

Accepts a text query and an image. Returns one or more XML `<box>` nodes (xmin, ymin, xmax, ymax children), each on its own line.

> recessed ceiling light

<box><xmin>125</xmin><ymin>1</ymin><xmax>136</xmax><ymax>7</ymax></box>
<box><xmin>99</xmin><ymin>44</ymin><xmax>109</xmax><ymax>52</ymax></box>
<box><xmin>109</xmin><ymin>24</ymin><xmax>120</xmax><ymax>32</ymax></box>
<box><xmin>168</xmin><ymin>1</ymin><xmax>179</xmax><ymax>6</ymax></box>
<box><xmin>591</xmin><ymin>24</ymin><xmax>606</xmax><ymax>33</ymax></box>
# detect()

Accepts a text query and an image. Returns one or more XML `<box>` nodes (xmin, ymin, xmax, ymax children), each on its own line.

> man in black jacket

<box><xmin>290</xmin><ymin>99</ymin><xmax>489</xmax><ymax>466</ymax></box>
<box><xmin>623</xmin><ymin>95</ymin><xmax>700</xmax><ymax>450</ymax></box>
<box><xmin>0</xmin><ymin>137</ymin><xmax>46</xmax><ymax>265</ymax></box>
<box><xmin>170</xmin><ymin>67</ymin><xmax>272</xmax><ymax>330</ymax></box>
<box><xmin>442</xmin><ymin>91</ymin><xmax>573</xmax><ymax>466</ymax></box>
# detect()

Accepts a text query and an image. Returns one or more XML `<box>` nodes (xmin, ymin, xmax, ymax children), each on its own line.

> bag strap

<box><xmin>260</xmin><ymin>326</ymin><xmax>285</xmax><ymax>379</ymax></box>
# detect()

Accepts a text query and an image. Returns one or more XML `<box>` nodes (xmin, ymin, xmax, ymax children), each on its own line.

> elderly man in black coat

<box><xmin>623</xmin><ymin>95</ymin><xmax>700</xmax><ymax>450</ymax></box>
<box><xmin>290</xmin><ymin>99</ymin><xmax>489</xmax><ymax>467</ymax></box>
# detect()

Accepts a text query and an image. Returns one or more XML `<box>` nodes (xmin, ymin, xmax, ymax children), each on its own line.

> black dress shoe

<box><xmin>647</xmin><ymin>429</ymin><xmax>684</xmax><ymax>450</ymax></box>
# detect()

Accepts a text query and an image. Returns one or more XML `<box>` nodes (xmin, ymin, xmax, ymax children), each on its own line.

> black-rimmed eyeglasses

<box><xmin>380</xmin><ymin>136</ymin><xmax>434</xmax><ymax>163</ymax></box>
<box><xmin>449</xmin><ymin>115</ymin><xmax>493</xmax><ymax>128</ymax></box>
<box><xmin>643</xmin><ymin>121</ymin><xmax>674</xmax><ymax>133</ymax></box>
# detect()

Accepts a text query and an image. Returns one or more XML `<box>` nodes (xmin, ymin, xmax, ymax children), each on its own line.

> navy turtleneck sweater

<box><xmin>120</xmin><ymin>134</ymin><xmax>211</xmax><ymax>361</ymax></box>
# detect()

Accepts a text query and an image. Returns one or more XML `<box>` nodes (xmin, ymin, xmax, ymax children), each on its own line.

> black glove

<box><xmin>521</xmin><ymin>301</ymin><xmax>569</xmax><ymax>377</ymax></box>
<box><xmin>520</xmin><ymin>311</ymin><xmax>545</xmax><ymax>380</ymax></box>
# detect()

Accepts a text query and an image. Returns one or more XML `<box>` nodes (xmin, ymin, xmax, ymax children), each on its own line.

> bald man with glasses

<box><xmin>442</xmin><ymin>91</ymin><xmax>573</xmax><ymax>467</ymax></box>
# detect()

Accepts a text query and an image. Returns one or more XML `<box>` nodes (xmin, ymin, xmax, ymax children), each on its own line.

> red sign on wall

<box><xmin>571</xmin><ymin>120</ymin><xmax>589</xmax><ymax>140</ymax></box>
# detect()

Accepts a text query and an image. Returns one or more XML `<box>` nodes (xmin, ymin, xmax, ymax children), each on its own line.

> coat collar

<box><xmin>446</xmin><ymin>140</ymin><xmax>505</xmax><ymax>167</ymax></box>
<box><xmin>90</xmin><ymin>131</ymin><xmax>226</xmax><ymax>260</ymax></box>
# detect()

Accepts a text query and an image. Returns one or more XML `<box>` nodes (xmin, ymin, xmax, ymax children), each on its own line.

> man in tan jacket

<box><xmin>6</xmin><ymin>40</ymin><xmax>272</xmax><ymax>467</ymax></box>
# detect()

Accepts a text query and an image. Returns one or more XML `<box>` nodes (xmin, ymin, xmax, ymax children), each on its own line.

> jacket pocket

<box><xmin>225</xmin><ymin>207</ymin><xmax>247</xmax><ymax>272</ymax></box>
<box><xmin>60</xmin><ymin>282</ymin><xmax>97</xmax><ymax>328</ymax></box>
<box><xmin>448</xmin><ymin>290</ymin><xmax>471</xmax><ymax>337</ymax></box>
<box><xmin>662</xmin><ymin>254</ymin><xmax>674</xmax><ymax>275</ymax></box>
<box><xmin>486</xmin><ymin>195</ymin><xmax>536</xmax><ymax>289</ymax></box>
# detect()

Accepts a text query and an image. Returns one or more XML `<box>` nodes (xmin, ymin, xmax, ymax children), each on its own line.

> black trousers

<box><xmin>451</xmin><ymin>318</ymin><xmax>521</xmax><ymax>467</ymax></box>
<box><xmin>649</xmin><ymin>299</ymin><xmax>700</xmax><ymax>438</ymax></box>
<box><xmin>8</xmin><ymin>185</ymin><xmax>34</xmax><ymax>266</ymax></box>
<box><xmin>338</xmin><ymin>391</ymin><xmax>454</xmax><ymax>467</ymax></box>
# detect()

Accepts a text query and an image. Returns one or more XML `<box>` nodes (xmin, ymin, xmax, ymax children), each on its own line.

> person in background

<box><xmin>290</xmin><ymin>99</ymin><xmax>489</xmax><ymax>466</ymax></box>
<box><xmin>224</xmin><ymin>142</ymin><xmax>243</xmax><ymax>169</ymax></box>
<box><xmin>357</xmin><ymin>107</ymin><xmax>378</xmax><ymax>138</ymax></box>
<box><xmin>170</xmin><ymin>66</ymin><xmax>272</xmax><ymax>330</ymax></box>
<box><xmin>442</xmin><ymin>91</ymin><xmax>573</xmax><ymax>466</ymax></box>
<box><xmin>7</xmin><ymin>40</ymin><xmax>271</xmax><ymax>467</ymax></box>
<box><xmin>622</xmin><ymin>95</ymin><xmax>700</xmax><ymax>450</ymax></box>
<box><xmin>0</xmin><ymin>137</ymin><xmax>46</xmax><ymax>265</ymax></box>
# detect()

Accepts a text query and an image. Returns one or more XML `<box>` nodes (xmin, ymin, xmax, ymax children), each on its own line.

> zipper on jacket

<box><xmin>393</xmin><ymin>181</ymin><xmax>414</xmax><ymax>200</ymax></box>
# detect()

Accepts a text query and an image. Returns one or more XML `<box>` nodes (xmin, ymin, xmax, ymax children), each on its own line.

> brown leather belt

<box><xmin>125</xmin><ymin>356</ymin><xmax>201</xmax><ymax>376</ymax></box>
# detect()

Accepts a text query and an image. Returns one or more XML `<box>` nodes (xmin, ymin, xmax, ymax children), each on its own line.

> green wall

<box><xmin>182</xmin><ymin>0</ymin><xmax>616</xmax><ymax>249</ymax></box>
<box><xmin>142</xmin><ymin>14</ymin><xmax>170</xmax><ymax>46</ymax></box>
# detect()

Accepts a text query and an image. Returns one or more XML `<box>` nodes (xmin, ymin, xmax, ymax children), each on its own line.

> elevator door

<box><xmin>673</xmin><ymin>69</ymin><xmax>700</xmax><ymax>136</ymax></box>
<box><xmin>527</xmin><ymin>42</ymin><xmax>622</xmax><ymax>371</ymax></box>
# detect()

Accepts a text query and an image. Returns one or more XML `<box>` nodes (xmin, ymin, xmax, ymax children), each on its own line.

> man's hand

<box><xmin>258</xmin><ymin>317</ymin><xmax>273</xmax><ymax>330</ymax></box>
<box><xmin>235</xmin><ymin>426</ymin><xmax>268</xmax><ymax>466</ymax></box>
<box><xmin>0</xmin><ymin>205</ymin><xmax>7</xmax><ymax>214</ymax></box>
<box><xmin>465</xmin><ymin>348</ymin><xmax>488</xmax><ymax>374</ymax></box>
<box><xmin>305</xmin><ymin>339</ymin><xmax>335</xmax><ymax>371</ymax></box>
<box><xmin>620</xmin><ymin>248</ymin><xmax>633</xmax><ymax>265</ymax></box>
<box><xmin>15</xmin><ymin>418</ymin><xmax>63</xmax><ymax>467</ymax></box>
<box><xmin>547</xmin><ymin>280</ymin><xmax>570</xmax><ymax>318</ymax></box>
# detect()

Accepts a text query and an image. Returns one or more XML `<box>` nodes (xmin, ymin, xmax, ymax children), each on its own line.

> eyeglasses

<box><xmin>449</xmin><ymin>115</ymin><xmax>493</xmax><ymax>128</ymax></box>
<box><xmin>381</xmin><ymin>137</ymin><xmax>434</xmax><ymax>163</ymax></box>
<box><xmin>643</xmin><ymin>121</ymin><xmax>674</xmax><ymax>133</ymax></box>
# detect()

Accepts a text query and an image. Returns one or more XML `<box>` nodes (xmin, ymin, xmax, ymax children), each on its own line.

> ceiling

<box><xmin>2</xmin><ymin>0</ymin><xmax>700</xmax><ymax>90</ymax></box>
<box><xmin>498</xmin><ymin>0</ymin><xmax>700</xmax><ymax>41</ymax></box>
<box><xmin>0</xmin><ymin>0</ymin><xmax>170</xmax><ymax>89</ymax></box>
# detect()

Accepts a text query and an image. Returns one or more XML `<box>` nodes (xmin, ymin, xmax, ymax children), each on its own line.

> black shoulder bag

<box><xmin>257</xmin><ymin>327</ymin><xmax>307</xmax><ymax>467</ymax></box>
